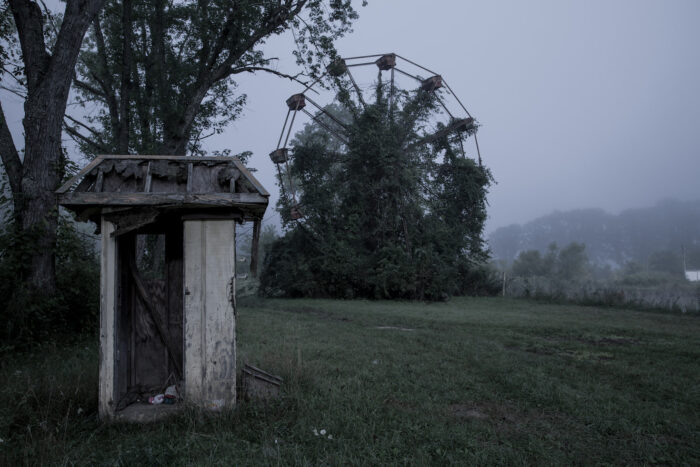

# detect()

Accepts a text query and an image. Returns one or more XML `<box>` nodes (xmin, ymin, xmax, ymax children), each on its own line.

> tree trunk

<box><xmin>7</xmin><ymin>0</ymin><xmax>105</xmax><ymax>292</ymax></box>
<box><xmin>19</xmin><ymin>79</ymin><xmax>70</xmax><ymax>291</ymax></box>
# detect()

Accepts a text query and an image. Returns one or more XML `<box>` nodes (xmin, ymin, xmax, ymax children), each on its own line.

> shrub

<box><xmin>0</xmin><ymin>214</ymin><xmax>99</xmax><ymax>352</ymax></box>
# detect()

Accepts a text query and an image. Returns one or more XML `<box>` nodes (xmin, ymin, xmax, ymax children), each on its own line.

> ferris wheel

<box><xmin>268</xmin><ymin>52</ymin><xmax>483</xmax><ymax>220</ymax></box>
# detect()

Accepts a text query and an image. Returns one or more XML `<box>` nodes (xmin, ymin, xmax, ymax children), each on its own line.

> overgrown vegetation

<box><xmin>0</xmin><ymin>214</ymin><xmax>99</xmax><ymax>353</ymax></box>
<box><xmin>504</xmin><ymin>242</ymin><xmax>700</xmax><ymax>312</ymax></box>
<box><xmin>2</xmin><ymin>298</ymin><xmax>699</xmax><ymax>464</ymax></box>
<box><xmin>261</xmin><ymin>84</ymin><xmax>496</xmax><ymax>300</ymax></box>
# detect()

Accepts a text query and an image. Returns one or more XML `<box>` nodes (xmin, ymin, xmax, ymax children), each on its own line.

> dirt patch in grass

<box><xmin>448</xmin><ymin>404</ymin><xmax>489</xmax><ymax>420</ymax></box>
<box><xmin>383</xmin><ymin>398</ymin><xmax>415</xmax><ymax>411</ymax></box>
<box><xmin>447</xmin><ymin>401</ymin><xmax>580</xmax><ymax>439</ymax></box>
<box><xmin>448</xmin><ymin>401</ymin><xmax>524</xmax><ymax>424</ymax></box>
<box><xmin>283</xmin><ymin>306</ymin><xmax>351</xmax><ymax>322</ymax></box>
<box><xmin>506</xmin><ymin>343</ymin><xmax>616</xmax><ymax>361</ymax></box>
<box><xmin>593</xmin><ymin>336</ymin><xmax>639</xmax><ymax>345</ymax></box>
<box><xmin>544</xmin><ymin>334</ymin><xmax>640</xmax><ymax>346</ymax></box>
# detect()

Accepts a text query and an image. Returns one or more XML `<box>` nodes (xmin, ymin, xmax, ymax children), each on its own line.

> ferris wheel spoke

<box><xmin>410</xmin><ymin>118</ymin><xmax>476</xmax><ymax>149</ymax></box>
<box><xmin>276</xmin><ymin>108</ymin><xmax>292</xmax><ymax>150</ymax></box>
<box><xmin>301</xmin><ymin>108</ymin><xmax>349</xmax><ymax>146</ymax></box>
<box><xmin>344</xmin><ymin>66</ymin><xmax>366</xmax><ymax>109</ymax></box>
<box><xmin>458</xmin><ymin>133</ymin><xmax>467</xmax><ymax>158</ymax></box>
<box><xmin>434</xmin><ymin>94</ymin><xmax>455</xmax><ymax>120</ymax></box>
<box><xmin>299</xmin><ymin>72</ymin><xmax>327</xmax><ymax>95</ymax></box>
<box><xmin>395</xmin><ymin>54</ymin><xmax>439</xmax><ymax>77</ymax></box>
<box><xmin>343</xmin><ymin>53</ymin><xmax>386</xmax><ymax>60</ymax></box>
<box><xmin>304</xmin><ymin>95</ymin><xmax>350</xmax><ymax>131</ymax></box>
<box><xmin>474</xmin><ymin>133</ymin><xmax>483</xmax><ymax>167</ymax></box>
<box><xmin>394</xmin><ymin>67</ymin><xmax>422</xmax><ymax>83</ymax></box>
<box><xmin>388</xmin><ymin>67</ymin><xmax>395</xmax><ymax>118</ymax></box>
<box><xmin>442</xmin><ymin>79</ymin><xmax>473</xmax><ymax>119</ymax></box>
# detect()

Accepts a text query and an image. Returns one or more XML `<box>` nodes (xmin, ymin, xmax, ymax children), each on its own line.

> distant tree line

<box><xmin>489</xmin><ymin>200</ymin><xmax>700</xmax><ymax>270</ymax></box>
<box><xmin>510</xmin><ymin>241</ymin><xmax>691</xmax><ymax>284</ymax></box>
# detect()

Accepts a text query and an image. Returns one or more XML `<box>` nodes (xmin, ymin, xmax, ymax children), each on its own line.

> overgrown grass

<box><xmin>2</xmin><ymin>298</ymin><xmax>700</xmax><ymax>465</ymax></box>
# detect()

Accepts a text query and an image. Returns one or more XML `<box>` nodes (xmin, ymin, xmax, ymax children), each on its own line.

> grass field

<box><xmin>2</xmin><ymin>297</ymin><xmax>699</xmax><ymax>465</ymax></box>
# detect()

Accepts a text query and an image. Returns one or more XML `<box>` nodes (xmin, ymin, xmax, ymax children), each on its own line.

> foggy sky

<box><xmin>3</xmin><ymin>0</ymin><xmax>700</xmax><ymax>233</ymax></box>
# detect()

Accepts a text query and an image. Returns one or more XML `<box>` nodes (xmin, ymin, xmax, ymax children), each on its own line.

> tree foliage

<box><xmin>511</xmin><ymin>242</ymin><xmax>589</xmax><ymax>281</ymax></box>
<box><xmin>260</xmin><ymin>82</ymin><xmax>495</xmax><ymax>300</ymax></box>
<box><xmin>71</xmin><ymin>0</ymin><xmax>360</xmax><ymax>156</ymax></box>
<box><xmin>0</xmin><ymin>214</ymin><xmax>100</xmax><ymax>352</ymax></box>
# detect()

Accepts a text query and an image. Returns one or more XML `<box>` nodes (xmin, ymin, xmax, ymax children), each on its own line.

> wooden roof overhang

<box><xmin>57</xmin><ymin>155</ymin><xmax>269</xmax><ymax>232</ymax></box>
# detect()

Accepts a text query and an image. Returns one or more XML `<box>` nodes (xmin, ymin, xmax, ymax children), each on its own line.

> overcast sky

<box><xmin>4</xmin><ymin>0</ymin><xmax>700</xmax><ymax>233</ymax></box>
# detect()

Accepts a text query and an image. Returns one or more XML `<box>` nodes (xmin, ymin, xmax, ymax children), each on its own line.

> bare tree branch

<box><xmin>0</xmin><ymin>84</ymin><xmax>28</xmax><ymax>99</ymax></box>
<box><xmin>231</xmin><ymin>65</ymin><xmax>311</xmax><ymax>88</ymax></box>
<box><xmin>65</xmin><ymin>114</ymin><xmax>107</xmax><ymax>138</ymax></box>
<box><xmin>73</xmin><ymin>78</ymin><xmax>105</xmax><ymax>98</ymax></box>
<box><xmin>1</xmin><ymin>66</ymin><xmax>26</xmax><ymax>87</ymax></box>
<box><xmin>64</xmin><ymin>122</ymin><xmax>110</xmax><ymax>154</ymax></box>
<box><xmin>0</xmin><ymin>101</ymin><xmax>23</xmax><ymax>196</ymax></box>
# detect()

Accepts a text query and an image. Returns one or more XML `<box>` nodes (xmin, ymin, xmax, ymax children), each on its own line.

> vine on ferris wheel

<box><xmin>269</xmin><ymin>52</ymin><xmax>483</xmax><ymax>221</ymax></box>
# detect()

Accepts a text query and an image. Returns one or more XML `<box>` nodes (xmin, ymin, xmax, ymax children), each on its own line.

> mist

<box><xmin>3</xmin><ymin>0</ymin><xmax>699</xmax><ymax>233</ymax></box>
<box><xmin>206</xmin><ymin>0</ymin><xmax>700</xmax><ymax>232</ymax></box>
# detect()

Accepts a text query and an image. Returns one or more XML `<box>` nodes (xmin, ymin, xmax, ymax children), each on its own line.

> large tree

<box><xmin>70</xmin><ymin>0</ymin><xmax>360</xmax><ymax>157</ymax></box>
<box><xmin>0</xmin><ymin>0</ymin><xmax>104</xmax><ymax>292</ymax></box>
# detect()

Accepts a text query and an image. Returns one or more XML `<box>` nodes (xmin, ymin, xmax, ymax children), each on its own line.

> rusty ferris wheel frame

<box><xmin>268</xmin><ymin>52</ymin><xmax>483</xmax><ymax>221</ymax></box>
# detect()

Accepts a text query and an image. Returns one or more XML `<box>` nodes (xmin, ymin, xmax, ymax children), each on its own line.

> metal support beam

<box><xmin>343</xmin><ymin>53</ymin><xmax>386</xmax><ymax>60</ymax></box>
<box><xmin>474</xmin><ymin>133</ymin><xmax>483</xmax><ymax>166</ymax></box>
<box><xmin>394</xmin><ymin>67</ymin><xmax>423</xmax><ymax>83</ymax></box>
<box><xmin>301</xmin><ymin>108</ymin><xmax>349</xmax><ymax>146</ymax></box>
<box><xmin>395</xmin><ymin>54</ymin><xmax>439</xmax><ymax>76</ymax></box>
<box><xmin>442</xmin><ymin>79</ymin><xmax>473</xmax><ymax>118</ymax></box>
<box><xmin>305</xmin><ymin>95</ymin><xmax>350</xmax><ymax>131</ymax></box>
<box><xmin>345</xmin><ymin>67</ymin><xmax>366</xmax><ymax>109</ymax></box>
<box><xmin>276</xmin><ymin>109</ymin><xmax>292</xmax><ymax>150</ymax></box>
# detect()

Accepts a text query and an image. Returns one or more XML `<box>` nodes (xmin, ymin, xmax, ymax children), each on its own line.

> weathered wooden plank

<box><xmin>99</xmin><ymin>218</ymin><xmax>118</xmax><ymax>420</ymax></box>
<box><xmin>186</xmin><ymin>163</ymin><xmax>193</xmax><ymax>192</ymax></box>
<box><xmin>105</xmin><ymin>208</ymin><xmax>160</xmax><ymax>237</ymax></box>
<box><xmin>165</xmin><ymin>226</ymin><xmax>184</xmax><ymax>380</ymax></box>
<box><xmin>129</xmin><ymin>259</ymin><xmax>183</xmax><ymax>378</ymax></box>
<box><xmin>183</xmin><ymin>220</ymin><xmax>236</xmax><ymax>410</ymax></box>
<box><xmin>116</xmin><ymin>234</ymin><xmax>134</xmax><ymax>412</ymax></box>
<box><xmin>95</xmin><ymin>169</ymin><xmax>104</xmax><ymax>193</ymax></box>
<box><xmin>230</xmin><ymin>158</ymin><xmax>270</xmax><ymax>196</ymax></box>
<box><xmin>203</xmin><ymin>220</ymin><xmax>236</xmax><ymax>408</ymax></box>
<box><xmin>58</xmin><ymin>192</ymin><xmax>269</xmax><ymax>207</ymax></box>
<box><xmin>183</xmin><ymin>221</ymin><xmax>205</xmax><ymax>403</ymax></box>
<box><xmin>56</xmin><ymin>155</ymin><xmax>105</xmax><ymax>194</ymax></box>
<box><xmin>190</xmin><ymin>164</ymin><xmax>220</xmax><ymax>193</ymax></box>
<box><xmin>250</xmin><ymin>218</ymin><xmax>261</xmax><ymax>278</ymax></box>
<box><xmin>144</xmin><ymin>162</ymin><xmax>152</xmax><ymax>193</ymax></box>
<box><xmin>94</xmin><ymin>155</ymin><xmax>242</xmax><ymax>162</ymax></box>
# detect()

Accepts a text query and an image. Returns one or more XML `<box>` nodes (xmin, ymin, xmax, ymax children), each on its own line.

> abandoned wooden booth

<box><xmin>57</xmin><ymin>155</ymin><xmax>268</xmax><ymax>421</ymax></box>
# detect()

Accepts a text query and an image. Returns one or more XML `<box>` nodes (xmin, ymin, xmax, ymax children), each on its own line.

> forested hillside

<box><xmin>489</xmin><ymin>199</ymin><xmax>700</xmax><ymax>268</ymax></box>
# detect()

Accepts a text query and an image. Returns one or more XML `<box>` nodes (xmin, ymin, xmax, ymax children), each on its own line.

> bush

<box><xmin>0</xmin><ymin>215</ymin><xmax>99</xmax><ymax>352</ymax></box>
